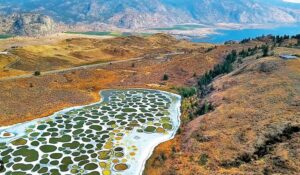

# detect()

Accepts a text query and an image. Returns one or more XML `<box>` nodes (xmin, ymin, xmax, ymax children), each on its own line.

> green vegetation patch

<box><xmin>12</xmin><ymin>163</ymin><xmax>33</xmax><ymax>171</ymax></box>
<box><xmin>50</xmin><ymin>160</ymin><xmax>59</xmax><ymax>165</ymax></box>
<box><xmin>40</xmin><ymin>158</ymin><xmax>50</xmax><ymax>164</ymax></box>
<box><xmin>37</xmin><ymin>125</ymin><xmax>47</xmax><ymax>130</ymax></box>
<box><xmin>37</xmin><ymin>167</ymin><xmax>48</xmax><ymax>173</ymax></box>
<box><xmin>74</xmin><ymin>155</ymin><xmax>89</xmax><ymax>162</ymax></box>
<box><xmin>11</xmin><ymin>138</ymin><xmax>27</xmax><ymax>146</ymax></box>
<box><xmin>90</xmin><ymin>125</ymin><xmax>102</xmax><ymax>131</ymax></box>
<box><xmin>78</xmin><ymin>160</ymin><xmax>89</xmax><ymax>166</ymax></box>
<box><xmin>61</xmin><ymin>156</ymin><xmax>73</xmax><ymax>165</ymax></box>
<box><xmin>84</xmin><ymin>163</ymin><xmax>98</xmax><ymax>170</ymax></box>
<box><xmin>115</xmin><ymin>152</ymin><xmax>124</xmax><ymax>158</ymax></box>
<box><xmin>47</xmin><ymin>127</ymin><xmax>58</xmax><ymax>132</ymax></box>
<box><xmin>162</xmin><ymin>123</ymin><xmax>173</xmax><ymax>130</ymax></box>
<box><xmin>32</xmin><ymin>164</ymin><xmax>40</xmax><ymax>172</ymax></box>
<box><xmin>30</xmin><ymin>132</ymin><xmax>40</xmax><ymax>137</ymax></box>
<box><xmin>40</xmin><ymin>145</ymin><xmax>57</xmax><ymax>153</ymax></box>
<box><xmin>12</xmin><ymin>148</ymin><xmax>39</xmax><ymax>162</ymax></box>
<box><xmin>13</xmin><ymin>156</ymin><xmax>21</xmax><ymax>162</ymax></box>
<box><xmin>122</xmin><ymin>108</ymin><xmax>137</xmax><ymax>112</ymax></box>
<box><xmin>59</xmin><ymin>164</ymin><xmax>69</xmax><ymax>172</ymax></box>
<box><xmin>50</xmin><ymin>169</ymin><xmax>60</xmax><ymax>175</ymax></box>
<box><xmin>73</xmin><ymin>129</ymin><xmax>84</xmax><ymax>135</ymax></box>
<box><xmin>86</xmin><ymin>171</ymin><xmax>101</xmax><ymax>175</ymax></box>
<box><xmin>2</xmin><ymin>155</ymin><xmax>11</xmax><ymax>163</ymax></box>
<box><xmin>50</xmin><ymin>153</ymin><xmax>63</xmax><ymax>159</ymax></box>
<box><xmin>98</xmin><ymin>150</ymin><xmax>111</xmax><ymax>160</ymax></box>
<box><xmin>73</xmin><ymin>117</ymin><xmax>86</xmax><ymax>121</ymax></box>
<box><xmin>30</xmin><ymin>141</ymin><xmax>40</xmax><ymax>147</ymax></box>
<box><xmin>144</xmin><ymin>126</ymin><xmax>156</xmax><ymax>133</ymax></box>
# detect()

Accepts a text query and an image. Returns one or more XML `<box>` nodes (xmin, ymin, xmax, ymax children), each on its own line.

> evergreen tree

<box><xmin>262</xmin><ymin>45</ymin><xmax>269</xmax><ymax>57</ymax></box>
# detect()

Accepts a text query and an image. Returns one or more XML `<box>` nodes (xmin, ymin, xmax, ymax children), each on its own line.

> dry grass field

<box><xmin>0</xmin><ymin>34</ymin><xmax>299</xmax><ymax>175</ymax></box>
<box><xmin>144</xmin><ymin>49</ymin><xmax>300</xmax><ymax>175</ymax></box>
<box><xmin>0</xmin><ymin>33</ymin><xmax>112</xmax><ymax>78</ymax></box>
<box><xmin>0</xmin><ymin>34</ymin><xmax>218</xmax><ymax>126</ymax></box>
<box><xmin>0</xmin><ymin>33</ymin><xmax>214</xmax><ymax>79</ymax></box>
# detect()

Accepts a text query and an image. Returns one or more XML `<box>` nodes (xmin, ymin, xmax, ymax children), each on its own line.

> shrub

<box><xmin>205</xmin><ymin>47</ymin><xmax>214</xmax><ymax>53</ymax></box>
<box><xmin>162</xmin><ymin>74</ymin><xmax>169</xmax><ymax>81</ymax></box>
<box><xmin>192</xmin><ymin>132</ymin><xmax>211</xmax><ymax>142</ymax></box>
<box><xmin>177</xmin><ymin>87</ymin><xmax>197</xmax><ymax>98</ymax></box>
<box><xmin>196</xmin><ymin>101</ymin><xmax>214</xmax><ymax>115</ymax></box>
<box><xmin>262</xmin><ymin>45</ymin><xmax>269</xmax><ymax>57</ymax></box>
<box><xmin>198</xmin><ymin>154</ymin><xmax>209</xmax><ymax>166</ymax></box>
<box><xmin>33</xmin><ymin>71</ymin><xmax>41</xmax><ymax>76</ymax></box>
<box><xmin>259</xmin><ymin>62</ymin><xmax>277</xmax><ymax>73</ymax></box>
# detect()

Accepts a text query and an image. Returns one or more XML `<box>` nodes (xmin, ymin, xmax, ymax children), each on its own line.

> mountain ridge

<box><xmin>0</xmin><ymin>0</ymin><xmax>299</xmax><ymax>35</ymax></box>
<box><xmin>0</xmin><ymin>0</ymin><xmax>300</xmax><ymax>35</ymax></box>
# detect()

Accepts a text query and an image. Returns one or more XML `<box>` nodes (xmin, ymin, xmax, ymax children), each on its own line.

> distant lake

<box><xmin>0</xmin><ymin>34</ymin><xmax>13</xmax><ymax>39</ymax></box>
<box><xmin>190</xmin><ymin>24</ymin><xmax>300</xmax><ymax>44</ymax></box>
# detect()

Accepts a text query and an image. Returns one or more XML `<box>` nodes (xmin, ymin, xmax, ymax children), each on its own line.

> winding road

<box><xmin>0</xmin><ymin>52</ymin><xmax>184</xmax><ymax>82</ymax></box>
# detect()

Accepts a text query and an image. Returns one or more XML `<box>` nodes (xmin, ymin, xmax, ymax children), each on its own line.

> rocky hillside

<box><xmin>0</xmin><ymin>13</ymin><xmax>56</xmax><ymax>36</ymax></box>
<box><xmin>0</xmin><ymin>0</ymin><xmax>299</xmax><ymax>30</ymax></box>
<box><xmin>144</xmin><ymin>37</ymin><xmax>300</xmax><ymax>175</ymax></box>
<box><xmin>163</xmin><ymin>0</ymin><xmax>300</xmax><ymax>24</ymax></box>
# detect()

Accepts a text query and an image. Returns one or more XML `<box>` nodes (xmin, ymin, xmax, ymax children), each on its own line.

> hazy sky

<box><xmin>283</xmin><ymin>0</ymin><xmax>300</xmax><ymax>3</ymax></box>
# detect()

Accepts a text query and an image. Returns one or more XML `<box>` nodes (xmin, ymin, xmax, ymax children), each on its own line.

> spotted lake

<box><xmin>0</xmin><ymin>89</ymin><xmax>181</xmax><ymax>175</ymax></box>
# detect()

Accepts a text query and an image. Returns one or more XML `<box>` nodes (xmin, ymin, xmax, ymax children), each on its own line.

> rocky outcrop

<box><xmin>0</xmin><ymin>13</ymin><xmax>56</xmax><ymax>36</ymax></box>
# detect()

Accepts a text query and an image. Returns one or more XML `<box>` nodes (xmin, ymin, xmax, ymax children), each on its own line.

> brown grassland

<box><xmin>144</xmin><ymin>47</ymin><xmax>300</xmax><ymax>175</ymax></box>
<box><xmin>0</xmin><ymin>34</ymin><xmax>299</xmax><ymax>175</ymax></box>
<box><xmin>0</xmin><ymin>33</ymin><xmax>217</xmax><ymax>125</ymax></box>
<box><xmin>0</xmin><ymin>33</ymin><xmax>214</xmax><ymax>77</ymax></box>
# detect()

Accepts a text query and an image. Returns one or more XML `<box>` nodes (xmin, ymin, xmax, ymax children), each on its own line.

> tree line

<box><xmin>198</xmin><ymin>50</ymin><xmax>237</xmax><ymax>95</ymax></box>
<box><xmin>240</xmin><ymin>34</ymin><xmax>300</xmax><ymax>46</ymax></box>
<box><xmin>197</xmin><ymin>43</ymin><xmax>270</xmax><ymax>96</ymax></box>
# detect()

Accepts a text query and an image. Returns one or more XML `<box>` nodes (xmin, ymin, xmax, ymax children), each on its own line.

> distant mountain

<box><xmin>0</xmin><ymin>13</ymin><xmax>56</xmax><ymax>36</ymax></box>
<box><xmin>0</xmin><ymin>0</ymin><xmax>299</xmax><ymax>35</ymax></box>
<box><xmin>0</xmin><ymin>0</ymin><xmax>194</xmax><ymax>29</ymax></box>
<box><xmin>168</xmin><ymin>0</ymin><xmax>300</xmax><ymax>23</ymax></box>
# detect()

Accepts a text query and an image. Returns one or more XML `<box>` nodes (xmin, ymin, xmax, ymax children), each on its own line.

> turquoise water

<box><xmin>191</xmin><ymin>24</ymin><xmax>300</xmax><ymax>44</ymax></box>
<box><xmin>0</xmin><ymin>34</ymin><xmax>13</xmax><ymax>40</ymax></box>
<box><xmin>151</xmin><ymin>24</ymin><xmax>205</xmax><ymax>31</ymax></box>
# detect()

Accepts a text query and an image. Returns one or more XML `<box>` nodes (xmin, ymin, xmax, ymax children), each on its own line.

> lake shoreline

<box><xmin>0</xmin><ymin>88</ymin><xmax>182</xmax><ymax>175</ymax></box>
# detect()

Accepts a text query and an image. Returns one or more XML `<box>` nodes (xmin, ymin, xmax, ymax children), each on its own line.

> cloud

<box><xmin>283</xmin><ymin>0</ymin><xmax>300</xmax><ymax>3</ymax></box>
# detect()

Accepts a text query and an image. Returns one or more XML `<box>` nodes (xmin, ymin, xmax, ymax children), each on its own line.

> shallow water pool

<box><xmin>0</xmin><ymin>89</ymin><xmax>181</xmax><ymax>175</ymax></box>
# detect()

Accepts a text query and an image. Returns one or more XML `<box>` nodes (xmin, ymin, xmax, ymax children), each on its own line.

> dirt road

<box><xmin>0</xmin><ymin>52</ymin><xmax>184</xmax><ymax>81</ymax></box>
